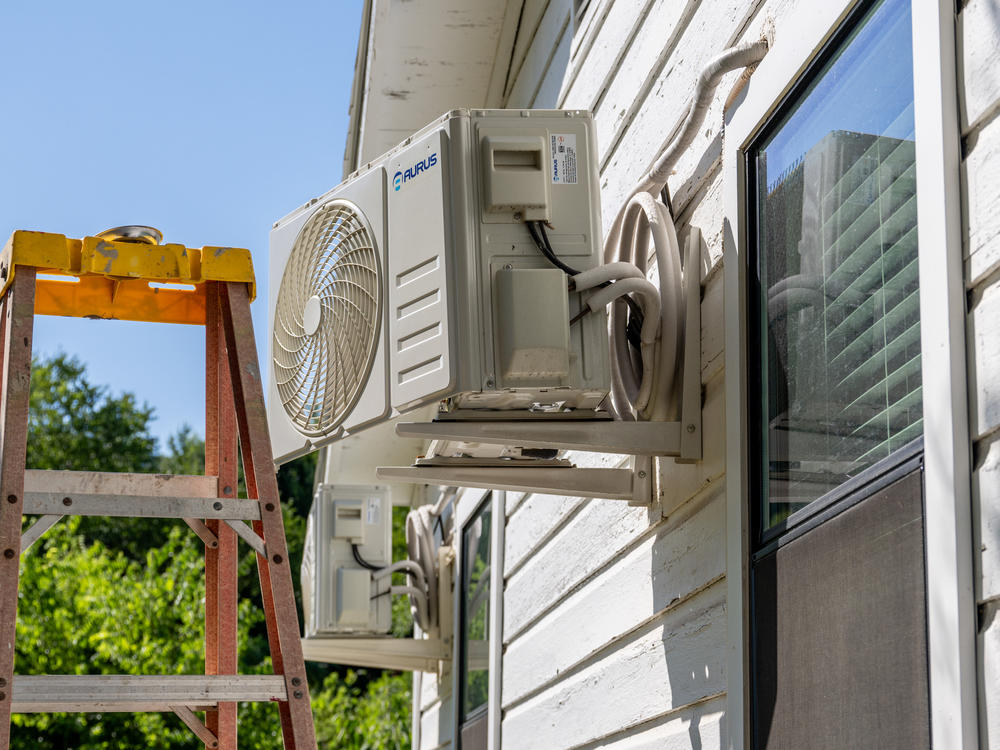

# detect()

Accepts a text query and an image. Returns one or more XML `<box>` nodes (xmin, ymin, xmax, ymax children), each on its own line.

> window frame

<box><xmin>722</xmin><ymin>0</ymin><xmax>973</xmax><ymax>748</ymax></box>
<box><xmin>452</xmin><ymin>488</ymin><xmax>505</xmax><ymax>750</ymax></box>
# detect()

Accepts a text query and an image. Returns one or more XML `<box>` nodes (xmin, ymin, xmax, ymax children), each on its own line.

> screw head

<box><xmin>265</xmin><ymin>503</ymin><xmax>275</xmax><ymax>512</ymax></box>
<box><xmin>293</xmin><ymin>690</ymin><xmax>304</xmax><ymax>699</ymax></box>
<box><xmin>637</xmin><ymin>471</ymin><xmax>647</xmax><ymax>479</ymax></box>
<box><xmin>213</xmin><ymin>501</ymin><xmax>223</xmax><ymax>511</ymax></box>
<box><xmin>272</xmin><ymin>554</ymin><xmax>283</xmax><ymax>564</ymax></box>
<box><xmin>686</xmin><ymin>424</ymin><xmax>696</xmax><ymax>433</ymax></box>
<box><xmin>0</xmin><ymin>677</ymin><xmax>7</xmax><ymax>687</ymax></box>
<box><xmin>62</xmin><ymin>497</ymin><xmax>72</xmax><ymax>506</ymax></box>
<box><xmin>513</xmin><ymin>212</ymin><xmax>523</xmax><ymax>222</ymax></box>
<box><xmin>3</xmin><ymin>549</ymin><xmax>14</xmax><ymax>559</ymax></box>
<box><xmin>0</xmin><ymin>691</ymin><xmax>6</xmax><ymax>701</ymax></box>
<box><xmin>291</xmin><ymin>677</ymin><xmax>302</xmax><ymax>687</ymax></box>
<box><xmin>6</xmin><ymin>495</ymin><xmax>15</xmax><ymax>504</ymax></box>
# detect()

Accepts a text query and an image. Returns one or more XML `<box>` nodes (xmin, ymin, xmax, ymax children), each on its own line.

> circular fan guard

<box><xmin>272</xmin><ymin>199</ymin><xmax>382</xmax><ymax>436</ymax></box>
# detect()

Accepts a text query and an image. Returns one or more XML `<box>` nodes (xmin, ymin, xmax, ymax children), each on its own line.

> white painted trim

<box><xmin>487</xmin><ymin>492</ymin><xmax>505</xmax><ymax>750</ymax></box>
<box><xmin>722</xmin><ymin>0</ymin><xmax>977</xmax><ymax>746</ymax></box>
<box><xmin>911</xmin><ymin>1</ymin><xmax>977</xmax><ymax>746</ymax></box>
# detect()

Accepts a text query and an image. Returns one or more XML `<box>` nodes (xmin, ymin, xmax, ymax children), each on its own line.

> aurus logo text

<box><xmin>393</xmin><ymin>153</ymin><xmax>438</xmax><ymax>191</ymax></box>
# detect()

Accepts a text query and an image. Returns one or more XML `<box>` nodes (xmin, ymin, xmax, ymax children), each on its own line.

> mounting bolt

<box><xmin>62</xmin><ymin>497</ymin><xmax>72</xmax><ymax>507</ymax></box>
<box><xmin>503</xmin><ymin>263</ymin><xmax>513</xmax><ymax>270</ymax></box>
<box><xmin>686</xmin><ymin>424</ymin><xmax>696</xmax><ymax>433</ymax></box>
<box><xmin>513</xmin><ymin>212</ymin><xmax>523</xmax><ymax>222</ymax></box>
<box><xmin>3</xmin><ymin>549</ymin><xmax>14</xmax><ymax>559</ymax></box>
<box><xmin>291</xmin><ymin>677</ymin><xmax>302</xmax><ymax>687</ymax></box>
<box><xmin>265</xmin><ymin>503</ymin><xmax>275</xmax><ymax>512</ymax></box>
<box><xmin>637</xmin><ymin>471</ymin><xmax>647</xmax><ymax>479</ymax></box>
<box><xmin>293</xmin><ymin>690</ymin><xmax>304</xmax><ymax>699</ymax></box>
<box><xmin>6</xmin><ymin>495</ymin><xmax>15</xmax><ymax>504</ymax></box>
<box><xmin>485</xmin><ymin>377</ymin><xmax>494</xmax><ymax>388</ymax></box>
<box><xmin>272</xmin><ymin>554</ymin><xmax>283</xmax><ymax>564</ymax></box>
<box><xmin>0</xmin><ymin>677</ymin><xmax>6</xmax><ymax>687</ymax></box>
<box><xmin>213</xmin><ymin>501</ymin><xmax>223</xmax><ymax>511</ymax></box>
<box><xmin>0</xmin><ymin>692</ymin><xmax>5</xmax><ymax>701</ymax></box>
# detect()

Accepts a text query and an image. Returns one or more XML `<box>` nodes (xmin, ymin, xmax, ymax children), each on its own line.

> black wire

<box><xmin>527</xmin><ymin>221</ymin><xmax>583</xmax><ymax>277</ymax></box>
<box><xmin>352</xmin><ymin>543</ymin><xmax>381</xmax><ymax>571</ymax></box>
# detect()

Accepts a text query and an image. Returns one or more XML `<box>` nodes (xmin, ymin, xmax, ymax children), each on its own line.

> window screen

<box><xmin>751</xmin><ymin>0</ymin><xmax>919</xmax><ymax>531</ymax></box>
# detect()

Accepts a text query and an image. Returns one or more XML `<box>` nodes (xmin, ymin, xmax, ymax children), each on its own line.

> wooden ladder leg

<box><xmin>0</xmin><ymin>270</ymin><xmax>37</xmax><ymax>750</ymax></box>
<box><xmin>205</xmin><ymin>282</ymin><xmax>239</xmax><ymax>749</ymax></box>
<box><xmin>220</xmin><ymin>282</ymin><xmax>317</xmax><ymax>750</ymax></box>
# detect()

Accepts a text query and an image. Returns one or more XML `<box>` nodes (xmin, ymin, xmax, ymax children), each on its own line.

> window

<box><xmin>744</xmin><ymin>1</ymin><xmax>932</xmax><ymax>747</ymax></box>
<box><xmin>458</xmin><ymin>493</ymin><xmax>492</xmax><ymax>748</ymax></box>
<box><xmin>750</xmin><ymin>0</ymin><xmax>920</xmax><ymax>534</ymax></box>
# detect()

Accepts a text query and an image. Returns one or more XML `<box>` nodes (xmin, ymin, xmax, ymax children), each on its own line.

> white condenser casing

<box><xmin>268</xmin><ymin>109</ymin><xmax>609</xmax><ymax>465</ymax></box>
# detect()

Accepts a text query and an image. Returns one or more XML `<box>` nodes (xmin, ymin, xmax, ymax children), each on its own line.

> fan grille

<box><xmin>272</xmin><ymin>200</ymin><xmax>382</xmax><ymax>436</ymax></box>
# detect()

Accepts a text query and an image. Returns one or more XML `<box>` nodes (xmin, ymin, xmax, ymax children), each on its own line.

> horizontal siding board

<box><xmin>975</xmin><ymin>432</ymin><xmax>1000</xmax><ymax>603</ymax></box>
<box><xmin>501</xmin><ymin>582</ymin><xmax>727</xmax><ymax>749</ymax></box>
<box><xmin>958</xmin><ymin>0</ymin><xmax>1000</xmax><ymax>132</ymax></box>
<box><xmin>502</xmin><ymin>492</ymin><xmax>651</xmax><ymax>639</ymax></box>
<box><xmin>534</xmin><ymin>15</ymin><xmax>573</xmax><ymax>107</ymax></box>
<box><xmin>592</xmin><ymin>0</ymin><xmax>701</xmax><ymax>169</ymax></box>
<box><xmin>507</xmin><ymin>0</ymin><xmax>571</xmax><ymax>107</ymax></box>
<box><xmin>968</xmin><ymin>279</ymin><xmax>1000</xmax><ymax>440</ymax></box>
<box><xmin>419</xmin><ymin>696</ymin><xmax>451</xmax><ymax>750</ymax></box>
<box><xmin>560</xmin><ymin>0</ymin><xmax>654</xmax><ymax>111</ymax></box>
<box><xmin>502</xmin><ymin>488</ymin><xmax>726</xmax><ymax>705</ymax></box>
<box><xmin>580</xmin><ymin>696</ymin><xmax>725</xmax><ymax>750</ymax></box>
<box><xmin>964</xmin><ymin>114</ymin><xmax>1000</xmax><ymax>288</ymax></box>
<box><xmin>504</xmin><ymin>492</ymin><xmax>588</xmax><ymax>576</ymax></box>
<box><xmin>981</xmin><ymin>609</ymin><xmax>1000</xmax><ymax>749</ymax></box>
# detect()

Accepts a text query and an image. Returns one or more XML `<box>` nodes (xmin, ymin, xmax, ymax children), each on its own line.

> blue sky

<box><xmin>0</xmin><ymin>0</ymin><xmax>364</xmax><ymax>448</ymax></box>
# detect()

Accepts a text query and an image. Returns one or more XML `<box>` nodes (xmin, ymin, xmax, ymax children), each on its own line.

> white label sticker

<box><xmin>367</xmin><ymin>496</ymin><xmax>381</xmax><ymax>526</ymax></box>
<box><xmin>550</xmin><ymin>133</ymin><xmax>578</xmax><ymax>185</ymax></box>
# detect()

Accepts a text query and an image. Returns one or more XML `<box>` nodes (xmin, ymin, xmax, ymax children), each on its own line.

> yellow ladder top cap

<box><xmin>0</xmin><ymin>230</ymin><xmax>256</xmax><ymax>325</ymax></box>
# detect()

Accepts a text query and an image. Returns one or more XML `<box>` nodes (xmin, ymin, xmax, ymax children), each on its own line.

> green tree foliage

<box><xmin>11</xmin><ymin>354</ymin><xmax>411</xmax><ymax>748</ymax></box>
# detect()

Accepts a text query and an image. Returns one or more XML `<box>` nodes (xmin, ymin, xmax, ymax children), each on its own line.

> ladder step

<box><xmin>11</xmin><ymin>675</ymin><xmax>288</xmax><ymax>713</ymax></box>
<box><xmin>25</xmin><ymin>470</ymin><xmax>219</xmax><ymax>498</ymax></box>
<box><xmin>22</xmin><ymin>492</ymin><xmax>261</xmax><ymax>521</ymax></box>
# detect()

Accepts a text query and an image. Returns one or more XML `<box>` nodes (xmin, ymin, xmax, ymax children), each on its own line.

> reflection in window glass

<box><xmin>752</xmin><ymin>0</ymin><xmax>919</xmax><ymax>531</ymax></box>
<box><xmin>460</xmin><ymin>496</ymin><xmax>492</xmax><ymax>721</ymax></box>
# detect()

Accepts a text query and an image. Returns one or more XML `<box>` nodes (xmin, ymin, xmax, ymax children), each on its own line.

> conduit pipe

<box><xmin>597</xmin><ymin>39</ymin><xmax>768</xmax><ymax>419</ymax></box>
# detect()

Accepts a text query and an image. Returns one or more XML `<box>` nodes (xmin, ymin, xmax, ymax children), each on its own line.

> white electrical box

<box><xmin>301</xmin><ymin>485</ymin><xmax>392</xmax><ymax>636</ymax></box>
<box><xmin>267</xmin><ymin>109</ymin><xmax>609</xmax><ymax>465</ymax></box>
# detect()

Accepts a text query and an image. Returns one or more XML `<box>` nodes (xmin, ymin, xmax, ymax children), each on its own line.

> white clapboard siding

<box><xmin>502</xmin><ymin>488</ymin><xmax>725</xmax><ymax>706</ymax></box>
<box><xmin>585</xmin><ymin>696</ymin><xmax>725</xmax><ymax>750</ymax></box>
<box><xmin>507</xmin><ymin>0</ymin><xmax>572</xmax><ymax>108</ymax></box>
<box><xmin>419</xmin><ymin>697</ymin><xmax>451</xmax><ymax>750</ymax></box>
<box><xmin>532</xmin><ymin>15</ymin><xmax>573</xmax><ymax>107</ymax></box>
<box><xmin>974</xmin><ymin>433</ymin><xmax>1000</xmax><ymax>603</ymax></box>
<box><xmin>982</xmin><ymin>609</ymin><xmax>1000</xmax><ymax>749</ymax></box>
<box><xmin>503</xmin><ymin>492</ymin><xmax>588</xmax><ymax>575</ymax></box>
<box><xmin>559</xmin><ymin>0</ymin><xmax>655</xmax><ymax>111</ymax></box>
<box><xmin>958</xmin><ymin>0</ymin><xmax>1000</xmax><ymax>134</ymax></box>
<box><xmin>501</xmin><ymin>582</ymin><xmax>726</xmax><ymax>749</ymax></box>
<box><xmin>964</xmin><ymin>112</ymin><xmax>1000</xmax><ymax>288</ymax></box>
<box><xmin>592</xmin><ymin>0</ymin><xmax>702</xmax><ymax>169</ymax></box>
<box><xmin>968</xmin><ymin>279</ymin><xmax>1000</xmax><ymax>441</ymax></box>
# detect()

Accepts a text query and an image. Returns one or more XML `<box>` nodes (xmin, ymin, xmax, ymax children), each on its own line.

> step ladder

<box><xmin>0</xmin><ymin>229</ymin><xmax>317</xmax><ymax>749</ymax></box>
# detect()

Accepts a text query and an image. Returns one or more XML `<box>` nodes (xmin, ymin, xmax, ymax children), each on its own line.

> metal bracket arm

<box><xmin>378</xmin><ymin>456</ymin><xmax>652</xmax><ymax>504</ymax></box>
<box><xmin>301</xmin><ymin>636</ymin><xmax>450</xmax><ymax>673</ymax></box>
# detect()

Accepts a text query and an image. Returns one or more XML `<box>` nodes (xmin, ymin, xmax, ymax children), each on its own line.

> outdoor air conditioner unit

<box><xmin>267</xmin><ymin>109</ymin><xmax>609</xmax><ymax>465</ymax></box>
<box><xmin>301</xmin><ymin>484</ymin><xmax>392</xmax><ymax>636</ymax></box>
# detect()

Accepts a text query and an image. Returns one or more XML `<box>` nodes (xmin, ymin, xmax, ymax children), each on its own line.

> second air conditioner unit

<box><xmin>267</xmin><ymin>109</ymin><xmax>609</xmax><ymax>464</ymax></box>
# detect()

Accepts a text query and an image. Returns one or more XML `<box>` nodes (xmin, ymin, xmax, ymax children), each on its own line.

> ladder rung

<box><xmin>23</xmin><ymin>492</ymin><xmax>261</xmax><ymax>521</ymax></box>
<box><xmin>11</xmin><ymin>675</ymin><xmax>288</xmax><ymax>713</ymax></box>
<box><xmin>24</xmin><ymin>470</ymin><xmax>219</xmax><ymax>498</ymax></box>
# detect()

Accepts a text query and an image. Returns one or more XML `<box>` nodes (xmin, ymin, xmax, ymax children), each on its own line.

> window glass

<box><xmin>460</xmin><ymin>496</ymin><xmax>492</xmax><ymax>721</ymax></box>
<box><xmin>752</xmin><ymin>0</ymin><xmax>918</xmax><ymax>532</ymax></box>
